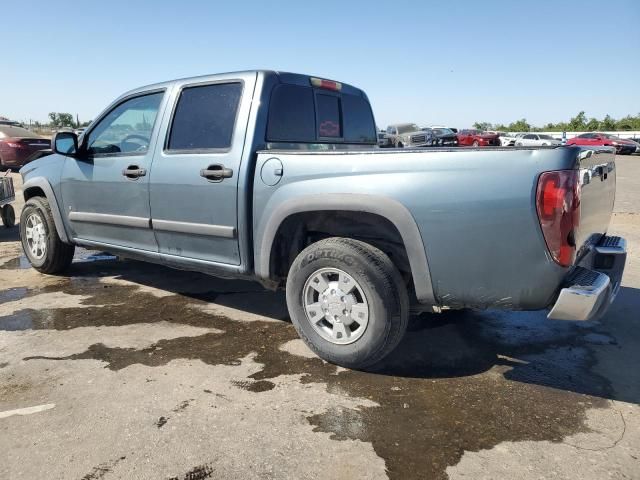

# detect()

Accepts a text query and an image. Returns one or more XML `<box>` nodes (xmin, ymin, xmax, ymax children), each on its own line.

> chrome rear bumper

<box><xmin>548</xmin><ymin>236</ymin><xmax>626</xmax><ymax>321</ymax></box>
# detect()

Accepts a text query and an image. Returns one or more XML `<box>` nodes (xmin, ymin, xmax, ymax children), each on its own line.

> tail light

<box><xmin>536</xmin><ymin>170</ymin><xmax>581</xmax><ymax>267</ymax></box>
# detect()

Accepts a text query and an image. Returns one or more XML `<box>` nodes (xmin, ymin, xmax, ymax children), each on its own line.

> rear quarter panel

<box><xmin>253</xmin><ymin>147</ymin><xmax>585</xmax><ymax>310</ymax></box>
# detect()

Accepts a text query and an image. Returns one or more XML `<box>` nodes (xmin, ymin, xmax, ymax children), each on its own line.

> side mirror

<box><xmin>52</xmin><ymin>131</ymin><xmax>79</xmax><ymax>156</ymax></box>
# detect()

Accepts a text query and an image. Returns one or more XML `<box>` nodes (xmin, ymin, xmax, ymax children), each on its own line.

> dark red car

<box><xmin>0</xmin><ymin>125</ymin><xmax>51</xmax><ymax>170</ymax></box>
<box><xmin>456</xmin><ymin>129</ymin><xmax>500</xmax><ymax>147</ymax></box>
<box><xmin>566</xmin><ymin>132</ymin><xmax>637</xmax><ymax>155</ymax></box>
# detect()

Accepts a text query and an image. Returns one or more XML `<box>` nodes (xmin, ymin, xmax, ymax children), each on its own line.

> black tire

<box><xmin>286</xmin><ymin>237</ymin><xmax>409</xmax><ymax>369</ymax></box>
<box><xmin>396</xmin><ymin>141</ymin><xmax>403</xmax><ymax>148</ymax></box>
<box><xmin>1</xmin><ymin>204</ymin><xmax>15</xmax><ymax>228</ymax></box>
<box><xmin>19</xmin><ymin>196</ymin><xmax>74</xmax><ymax>274</ymax></box>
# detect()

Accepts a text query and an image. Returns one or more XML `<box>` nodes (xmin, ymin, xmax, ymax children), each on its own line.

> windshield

<box><xmin>539</xmin><ymin>134</ymin><xmax>555</xmax><ymax>140</ymax></box>
<box><xmin>0</xmin><ymin>125</ymin><xmax>42</xmax><ymax>138</ymax></box>
<box><xmin>432</xmin><ymin>128</ymin><xmax>454</xmax><ymax>136</ymax></box>
<box><xmin>603</xmin><ymin>134</ymin><xmax>620</xmax><ymax>139</ymax></box>
<box><xmin>397</xmin><ymin>124</ymin><xmax>420</xmax><ymax>134</ymax></box>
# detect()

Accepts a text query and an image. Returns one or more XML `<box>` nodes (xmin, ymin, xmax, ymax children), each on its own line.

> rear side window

<box><xmin>168</xmin><ymin>82</ymin><xmax>242</xmax><ymax>151</ymax></box>
<box><xmin>266</xmin><ymin>85</ymin><xmax>315</xmax><ymax>142</ymax></box>
<box><xmin>267</xmin><ymin>84</ymin><xmax>376</xmax><ymax>144</ymax></box>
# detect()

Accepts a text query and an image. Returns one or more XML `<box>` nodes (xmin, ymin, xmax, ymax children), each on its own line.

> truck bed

<box><xmin>253</xmin><ymin>145</ymin><xmax>616</xmax><ymax>310</ymax></box>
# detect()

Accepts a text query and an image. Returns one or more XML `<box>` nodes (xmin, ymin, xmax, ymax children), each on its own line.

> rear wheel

<box><xmin>396</xmin><ymin>141</ymin><xmax>404</xmax><ymax>148</ymax></box>
<box><xmin>286</xmin><ymin>237</ymin><xmax>409</xmax><ymax>369</ymax></box>
<box><xmin>1</xmin><ymin>204</ymin><xmax>15</xmax><ymax>228</ymax></box>
<box><xmin>20</xmin><ymin>196</ymin><xmax>74</xmax><ymax>274</ymax></box>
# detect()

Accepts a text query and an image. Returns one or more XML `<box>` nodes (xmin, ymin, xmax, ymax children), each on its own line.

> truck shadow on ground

<box><xmin>0</xmin><ymin>226</ymin><xmax>19</xmax><ymax>243</ymax></box>
<box><xmin>35</xmin><ymin>258</ymin><xmax>640</xmax><ymax>406</ymax></box>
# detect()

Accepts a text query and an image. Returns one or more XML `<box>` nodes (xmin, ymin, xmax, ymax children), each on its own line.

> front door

<box><xmin>149</xmin><ymin>74</ymin><xmax>256</xmax><ymax>265</ymax></box>
<box><xmin>61</xmin><ymin>90</ymin><xmax>166</xmax><ymax>251</ymax></box>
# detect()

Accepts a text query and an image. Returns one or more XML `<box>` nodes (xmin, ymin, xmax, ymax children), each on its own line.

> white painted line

<box><xmin>0</xmin><ymin>403</ymin><xmax>55</xmax><ymax>419</ymax></box>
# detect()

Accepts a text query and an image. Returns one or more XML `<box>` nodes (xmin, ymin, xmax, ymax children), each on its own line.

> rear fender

<box><xmin>255</xmin><ymin>193</ymin><xmax>436</xmax><ymax>305</ymax></box>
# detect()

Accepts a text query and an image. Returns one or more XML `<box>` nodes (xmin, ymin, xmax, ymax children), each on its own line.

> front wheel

<box><xmin>286</xmin><ymin>237</ymin><xmax>409</xmax><ymax>369</ymax></box>
<box><xmin>20</xmin><ymin>196</ymin><xmax>75</xmax><ymax>274</ymax></box>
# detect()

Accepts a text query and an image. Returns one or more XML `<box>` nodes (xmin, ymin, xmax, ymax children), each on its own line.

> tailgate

<box><xmin>575</xmin><ymin>147</ymin><xmax>616</xmax><ymax>258</ymax></box>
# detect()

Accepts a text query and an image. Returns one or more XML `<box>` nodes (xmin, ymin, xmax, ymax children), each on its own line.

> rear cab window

<box><xmin>266</xmin><ymin>80</ymin><xmax>376</xmax><ymax>146</ymax></box>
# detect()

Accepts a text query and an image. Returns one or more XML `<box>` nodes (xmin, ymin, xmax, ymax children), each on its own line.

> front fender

<box><xmin>254</xmin><ymin>193</ymin><xmax>436</xmax><ymax>305</ymax></box>
<box><xmin>21</xmin><ymin>177</ymin><xmax>71</xmax><ymax>244</ymax></box>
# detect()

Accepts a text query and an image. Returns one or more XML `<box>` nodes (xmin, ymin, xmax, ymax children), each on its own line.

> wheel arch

<box><xmin>22</xmin><ymin>177</ymin><xmax>71</xmax><ymax>243</ymax></box>
<box><xmin>255</xmin><ymin>194</ymin><xmax>436</xmax><ymax>305</ymax></box>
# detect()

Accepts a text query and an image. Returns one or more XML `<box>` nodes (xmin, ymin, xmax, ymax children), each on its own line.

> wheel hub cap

<box><xmin>25</xmin><ymin>213</ymin><xmax>47</xmax><ymax>260</ymax></box>
<box><xmin>303</xmin><ymin>268</ymin><xmax>369</xmax><ymax>345</ymax></box>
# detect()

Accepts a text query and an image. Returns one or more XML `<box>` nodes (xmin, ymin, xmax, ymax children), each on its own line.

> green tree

<box><xmin>473</xmin><ymin>121</ymin><xmax>493</xmax><ymax>131</ymax></box>
<box><xmin>508</xmin><ymin>118</ymin><xmax>530</xmax><ymax>132</ymax></box>
<box><xmin>568</xmin><ymin>111</ymin><xmax>587</xmax><ymax>131</ymax></box>
<box><xmin>48</xmin><ymin>112</ymin><xmax>75</xmax><ymax>128</ymax></box>
<box><xmin>600</xmin><ymin>114</ymin><xmax>616</xmax><ymax>131</ymax></box>
<box><xmin>585</xmin><ymin>117</ymin><xmax>600</xmax><ymax>131</ymax></box>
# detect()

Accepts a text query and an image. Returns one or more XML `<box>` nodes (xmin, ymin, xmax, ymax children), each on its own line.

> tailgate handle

<box><xmin>200</xmin><ymin>164</ymin><xmax>233</xmax><ymax>182</ymax></box>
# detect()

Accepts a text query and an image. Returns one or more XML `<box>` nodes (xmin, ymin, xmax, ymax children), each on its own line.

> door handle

<box><xmin>122</xmin><ymin>165</ymin><xmax>147</xmax><ymax>179</ymax></box>
<box><xmin>200</xmin><ymin>164</ymin><xmax>233</xmax><ymax>182</ymax></box>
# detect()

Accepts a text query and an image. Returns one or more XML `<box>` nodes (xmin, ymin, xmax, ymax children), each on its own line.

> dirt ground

<box><xmin>1</xmin><ymin>157</ymin><xmax>639</xmax><ymax>480</ymax></box>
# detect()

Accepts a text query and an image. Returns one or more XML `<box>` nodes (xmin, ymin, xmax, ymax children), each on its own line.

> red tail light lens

<box><xmin>536</xmin><ymin>170</ymin><xmax>580</xmax><ymax>267</ymax></box>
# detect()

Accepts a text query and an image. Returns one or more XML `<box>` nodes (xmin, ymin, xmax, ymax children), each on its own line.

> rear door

<box><xmin>148</xmin><ymin>73</ymin><xmax>256</xmax><ymax>265</ymax></box>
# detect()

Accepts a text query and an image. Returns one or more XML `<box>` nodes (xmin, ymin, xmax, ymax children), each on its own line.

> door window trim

<box><xmin>83</xmin><ymin>89</ymin><xmax>166</xmax><ymax>159</ymax></box>
<box><xmin>163</xmin><ymin>79</ymin><xmax>245</xmax><ymax>155</ymax></box>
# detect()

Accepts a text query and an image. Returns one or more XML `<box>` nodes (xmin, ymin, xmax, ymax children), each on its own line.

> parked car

<box><xmin>20</xmin><ymin>70</ymin><xmax>626</xmax><ymax>369</ymax></box>
<box><xmin>629</xmin><ymin>138</ymin><xmax>640</xmax><ymax>154</ymax></box>
<box><xmin>386</xmin><ymin>123</ymin><xmax>436</xmax><ymax>148</ymax></box>
<box><xmin>377</xmin><ymin>131</ymin><xmax>391</xmax><ymax>148</ymax></box>
<box><xmin>431</xmin><ymin>125</ymin><xmax>458</xmax><ymax>133</ymax></box>
<box><xmin>486</xmin><ymin>131</ymin><xmax>518</xmax><ymax>146</ymax></box>
<box><xmin>456</xmin><ymin>129</ymin><xmax>500</xmax><ymax>147</ymax></box>
<box><xmin>430</xmin><ymin>127</ymin><xmax>459</xmax><ymax>146</ymax></box>
<box><xmin>567</xmin><ymin>132</ymin><xmax>637</xmax><ymax>155</ymax></box>
<box><xmin>0</xmin><ymin>125</ymin><xmax>51</xmax><ymax>170</ymax></box>
<box><xmin>514</xmin><ymin>133</ymin><xmax>562</xmax><ymax>147</ymax></box>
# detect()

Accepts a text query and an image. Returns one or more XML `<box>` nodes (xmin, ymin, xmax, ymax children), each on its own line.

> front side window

<box><xmin>86</xmin><ymin>92</ymin><xmax>163</xmax><ymax>156</ymax></box>
<box><xmin>168</xmin><ymin>82</ymin><xmax>243</xmax><ymax>151</ymax></box>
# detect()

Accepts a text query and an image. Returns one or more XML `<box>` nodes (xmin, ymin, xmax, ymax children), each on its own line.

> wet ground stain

<box><xmin>81</xmin><ymin>455</ymin><xmax>127</xmax><ymax>480</ymax></box>
<box><xmin>168</xmin><ymin>464</ymin><xmax>214</xmax><ymax>480</ymax></box>
<box><xmin>2</xmin><ymin>256</ymin><xmax>633</xmax><ymax>479</ymax></box>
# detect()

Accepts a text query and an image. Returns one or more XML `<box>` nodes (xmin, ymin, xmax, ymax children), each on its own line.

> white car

<box><xmin>514</xmin><ymin>133</ymin><xmax>562</xmax><ymax>147</ymax></box>
<box><xmin>486</xmin><ymin>131</ymin><xmax>518</xmax><ymax>147</ymax></box>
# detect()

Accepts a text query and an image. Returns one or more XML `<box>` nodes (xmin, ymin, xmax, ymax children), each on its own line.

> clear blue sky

<box><xmin>3</xmin><ymin>0</ymin><xmax>639</xmax><ymax>128</ymax></box>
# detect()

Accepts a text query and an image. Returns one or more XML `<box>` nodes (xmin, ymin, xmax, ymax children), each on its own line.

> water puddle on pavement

<box><xmin>1</xmin><ymin>257</ymin><xmax>616</xmax><ymax>479</ymax></box>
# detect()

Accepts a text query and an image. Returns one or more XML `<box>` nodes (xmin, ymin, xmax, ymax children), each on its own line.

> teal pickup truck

<box><xmin>18</xmin><ymin>70</ymin><xmax>626</xmax><ymax>368</ymax></box>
